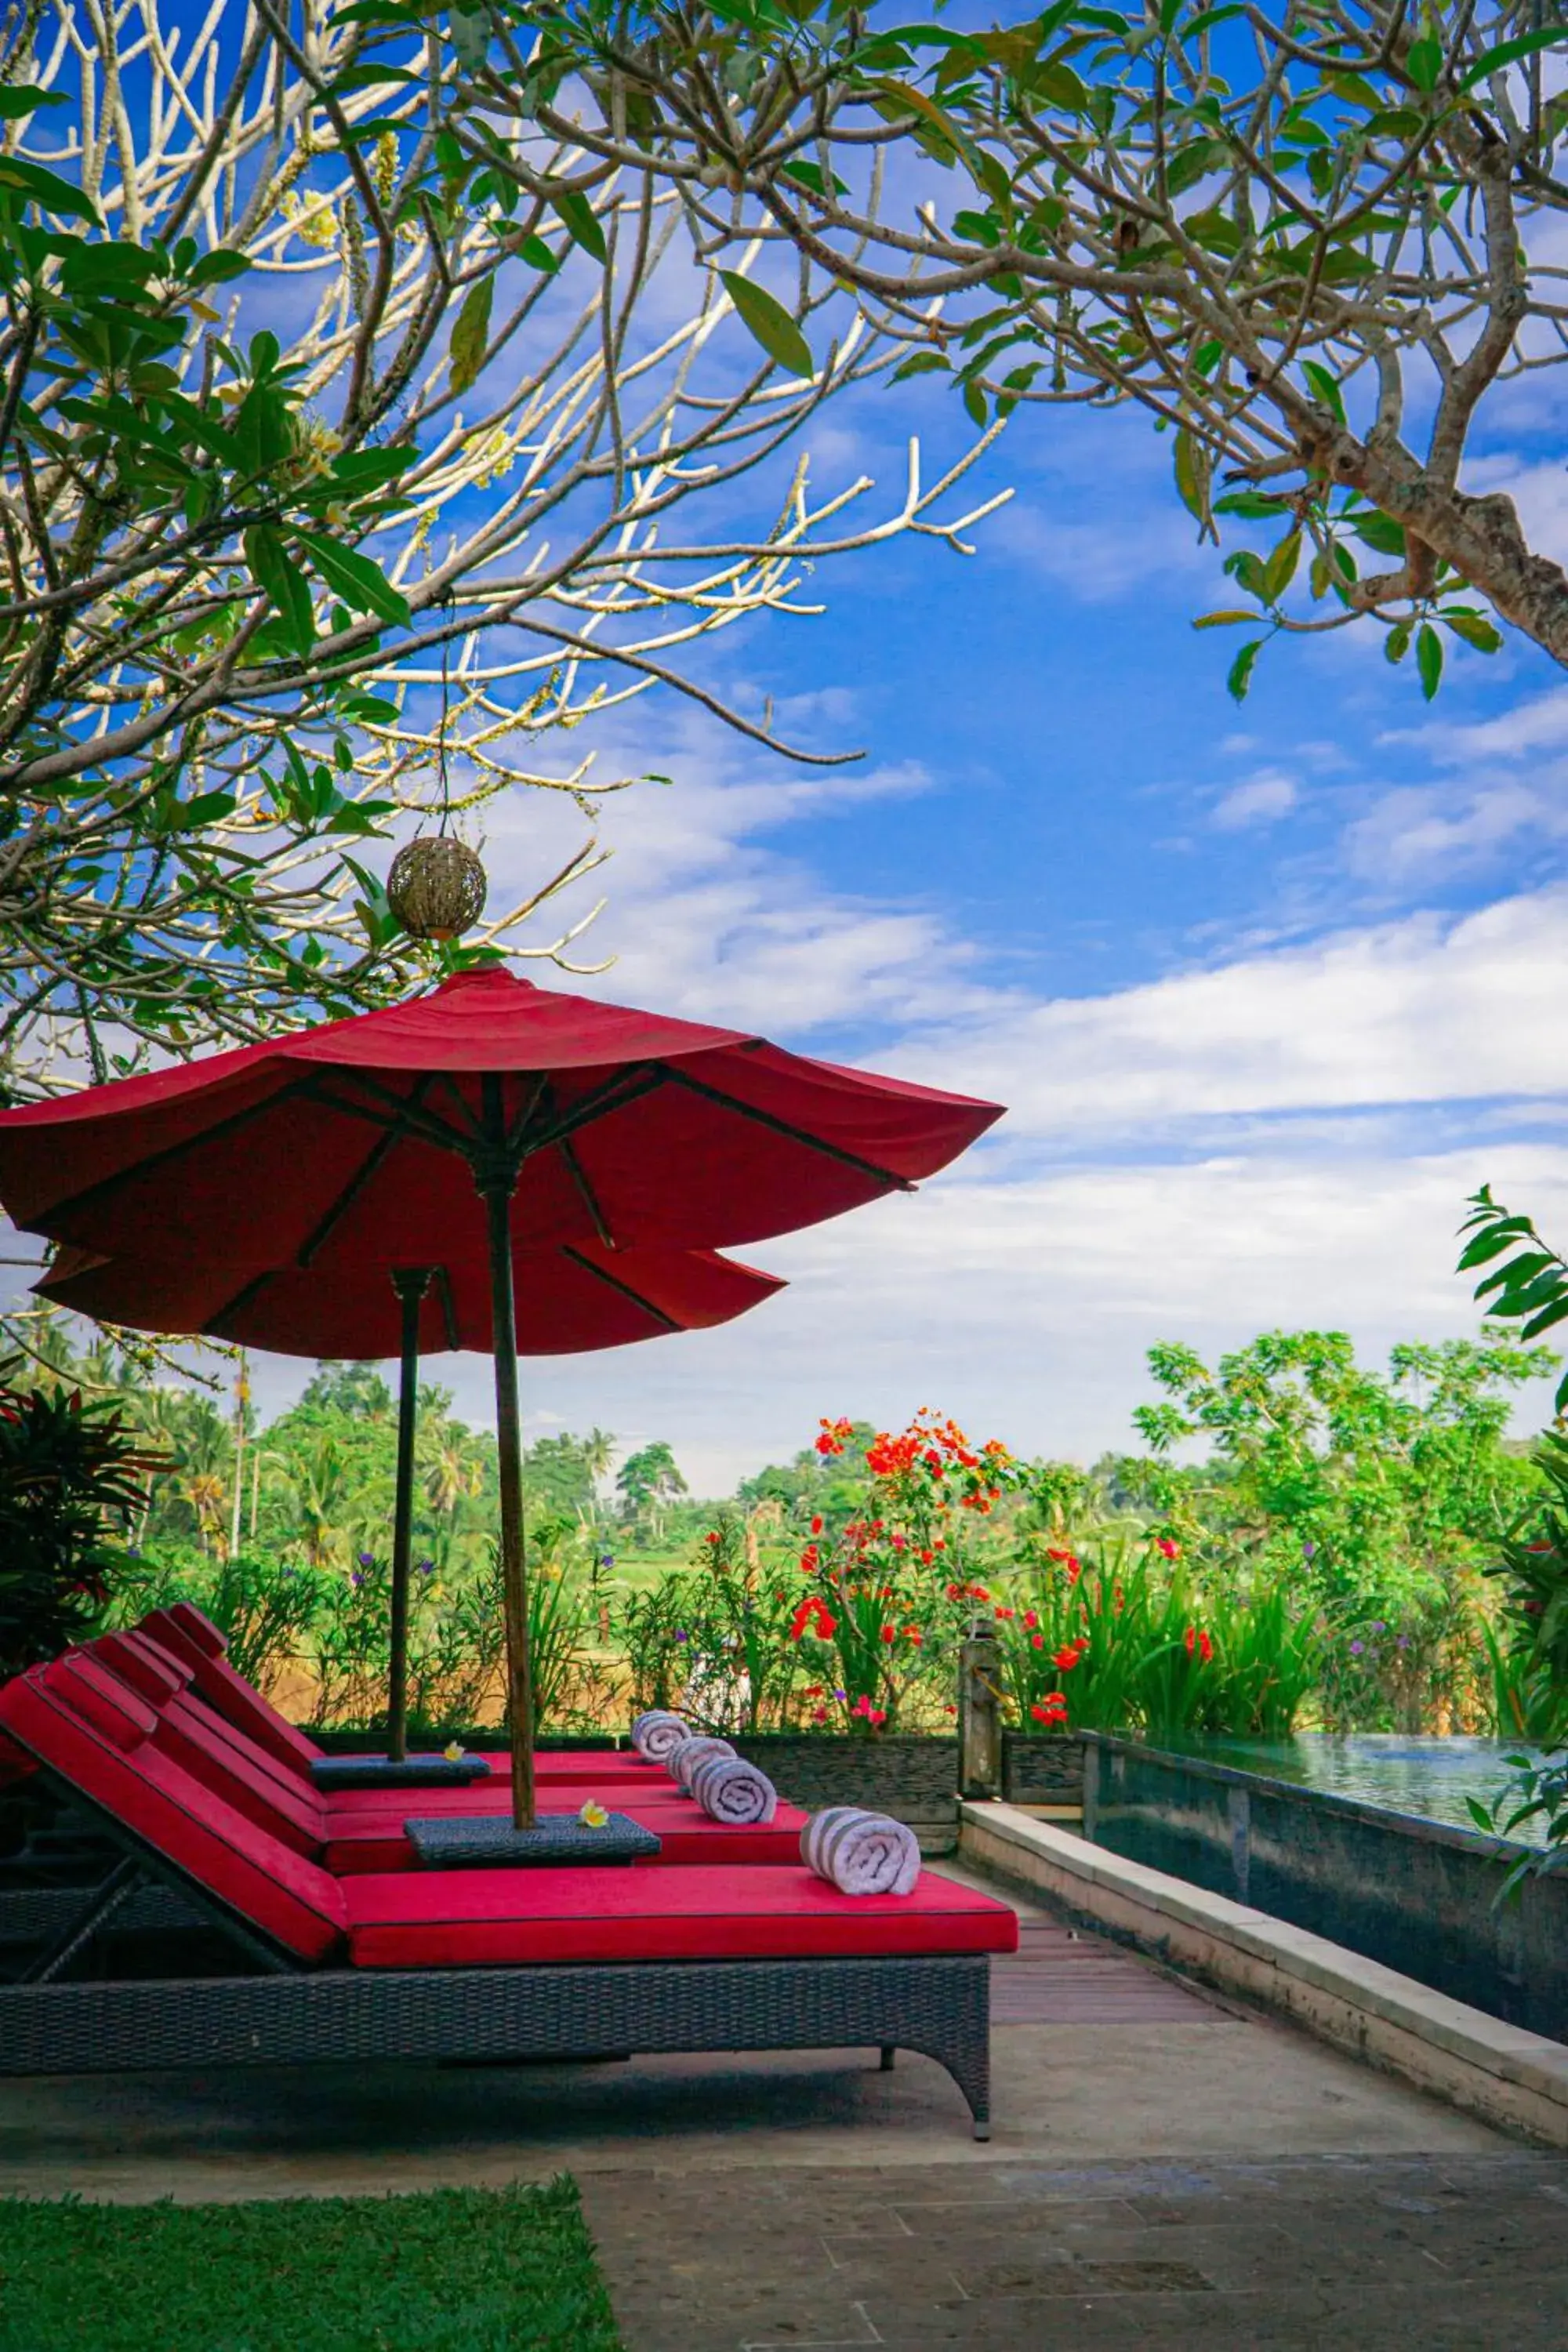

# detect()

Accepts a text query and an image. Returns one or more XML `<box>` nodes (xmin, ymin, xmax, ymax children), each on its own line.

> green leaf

<box><xmin>448</xmin><ymin>274</ymin><xmax>492</xmax><ymax>395</ymax></box>
<box><xmin>1417</xmin><ymin>619</ymin><xmax>1443</xmax><ymax>701</ymax></box>
<box><xmin>549</xmin><ymin>185</ymin><xmax>607</xmax><ymax>263</ymax></box>
<box><xmin>1519</xmin><ymin>1296</ymin><xmax>1568</xmax><ymax>1342</ymax></box>
<box><xmin>781</xmin><ymin>160</ymin><xmax>849</xmax><ymax>199</ymax></box>
<box><xmin>1261</xmin><ymin>531</ymin><xmax>1301</xmax><ymax>603</ymax></box>
<box><xmin>1355</xmin><ymin>511</ymin><xmax>1406</xmax><ymax>557</ymax></box>
<box><xmin>1173</xmin><ymin>426</ymin><xmax>1210</xmax><ymax>527</ymax></box>
<box><xmin>510</xmin><ymin>231</ymin><xmax>561</xmax><ymax>274</ymax></box>
<box><xmin>1192</xmin><ymin>610</ymin><xmax>1259</xmax><ymax>627</ymax></box>
<box><xmin>243</xmin><ymin>524</ymin><xmax>314</xmax><ymax>655</ymax></box>
<box><xmin>0</xmin><ymin>87</ymin><xmax>66</xmax><ymax>121</ymax></box>
<box><xmin>1226</xmin><ymin>638</ymin><xmax>1264</xmax><ymax>702</ymax></box>
<box><xmin>889</xmin><ymin>350</ymin><xmax>951</xmax><ymax>382</ymax></box>
<box><xmin>1301</xmin><ymin>360</ymin><xmax>1346</xmax><ymax>426</ymax></box>
<box><xmin>178</xmin><ymin>790</ymin><xmax>239</xmax><ymax>829</ymax></box>
<box><xmin>1384</xmin><ymin>619</ymin><xmax>1412</xmax><ymax>664</ymax></box>
<box><xmin>292</xmin><ymin>528</ymin><xmax>411</xmax><ymax>628</ymax></box>
<box><xmin>1460</xmin><ymin>26</ymin><xmax>1568</xmax><ymax>90</ymax></box>
<box><xmin>1442</xmin><ymin>609</ymin><xmax>1504</xmax><ymax>653</ymax></box>
<box><xmin>1405</xmin><ymin>36</ymin><xmax>1443</xmax><ymax>93</ymax></box>
<box><xmin>0</xmin><ymin>158</ymin><xmax>100</xmax><ymax>225</ymax></box>
<box><xmin>717</xmin><ymin>270</ymin><xmax>814</xmax><ymax>378</ymax></box>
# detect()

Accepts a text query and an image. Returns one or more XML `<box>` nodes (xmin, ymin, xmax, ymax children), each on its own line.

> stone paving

<box><xmin>581</xmin><ymin>2150</ymin><xmax>1568</xmax><ymax>2350</ymax></box>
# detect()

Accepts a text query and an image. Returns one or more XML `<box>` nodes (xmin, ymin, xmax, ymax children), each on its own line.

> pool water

<box><xmin>1168</xmin><ymin>1733</ymin><xmax>1556</xmax><ymax>1845</ymax></box>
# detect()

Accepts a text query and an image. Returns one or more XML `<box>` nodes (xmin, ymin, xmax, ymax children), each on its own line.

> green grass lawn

<box><xmin>0</xmin><ymin>2176</ymin><xmax>622</xmax><ymax>2352</ymax></box>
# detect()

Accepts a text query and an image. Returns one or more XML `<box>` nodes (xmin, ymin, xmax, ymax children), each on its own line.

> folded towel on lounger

<box><xmin>670</xmin><ymin>1733</ymin><xmax>734</xmax><ymax>1791</ymax></box>
<box><xmin>801</xmin><ymin>1806</ymin><xmax>920</xmax><ymax>1896</ymax></box>
<box><xmin>630</xmin><ymin>1710</ymin><xmax>690</xmax><ymax>1762</ymax></box>
<box><xmin>692</xmin><ymin>1752</ymin><xmax>778</xmax><ymax>1825</ymax></box>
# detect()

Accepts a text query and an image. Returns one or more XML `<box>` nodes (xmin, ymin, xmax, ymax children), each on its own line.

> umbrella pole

<box><xmin>478</xmin><ymin>1145</ymin><xmax>537</xmax><ymax>1833</ymax></box>
<box><xmin>387</xmin><ymin>1267</ymin><xmax>432</xmax><ymax>1764</ymax></box>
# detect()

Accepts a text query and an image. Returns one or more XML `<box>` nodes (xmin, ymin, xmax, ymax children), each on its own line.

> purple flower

<box><xmin>350</xmin><ymin>1571</ymin><xmax>365</xmax><ymax>1589</ymax></box>
<box><xmin>1397</xmin><ymin>1635</ymin><xmax>1410</xmax><ymax>1650</ymax></box>
<box><xmin>282</xmin><ymin>1566</ymin><xmax>297</xmax><ymax>1579</ymax></box>
<box><xmin>416</xmin><ymin>1559</ymin><xmax>434</xmax><ymax>1577</ymax></box>
<box><xmin>1370</xmin><ymin>1620</ymin><xmax>1386</xmax><ymax>1633</ymax></box>
<box><xmin>673</xmin><ymin>1629</ymin><xmax>689</xmax><ymax>1643</ymax></box>
<box><xmin>358</xmin><ymin>1552</ymin><xmax>375</xmax><ymax>1569</ymax></box>
<box><xmin>1348</xmin><ymin>1639</ymin><xmax>1364</xmax><ymax>1655</ymax></box>
<box><xmin>599</xmin><ymin>1554</ymin><xmax>615</xmax><ymax>1568</ymax></box>
<box><xmin>1301</xmin><ymin>1539</ymin><xmax>1316</xmax><ymax>1559</ymax></box>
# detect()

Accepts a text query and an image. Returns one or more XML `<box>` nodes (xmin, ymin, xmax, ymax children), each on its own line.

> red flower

<box><xmin>1022</xmin><ymin>1610</ymin><xmax>1039</xmax><ymax>1630</ymax></box>
<box><xmin>994</xmin><ymin>1606</ymin><xmax>1015</xmax><ymax>1621</ymax></box>
<box><xmin>803</xmin><ymin>1685</ymin><xmax>823</xmax><ymax>1698</ymax></box>
<box><xmin>1030</xmin><ymin>1633</ymin><xmax>1045</xmax><ymax>1650</ymax></box>
<box><xmin>880</xmin><ymin>1623</ymin><xmax>896</xmax><ymax>1645</ymax></box>
<box><xmin>790</xmin><ymin>1597</ymin><xmax>837</xmax><ymax>1642</ymax></box>
<box><xmin>811</xmin><ymin>1706</ymin><xmax>829</xmax><ymax>1724</ymax></box>
<box><xmin>810</xmin><ymin>1514</ymin><xmax>824</xmax><ymax>1536</ymax></box>
<box><xmin>1156</xmin><ymin>1537</ymin><xmax>1180</xmax><ymax>1559</ymax></box>
<box><xmin>1031</xmin><ymin>1696</ymin><xmax>1069</xmax><ymax>1726</ymax></box>
<box><xmin>1051</xmin><ymin>1645</ymin><xmax>1081</xmax><ymax>1671</ymax></box>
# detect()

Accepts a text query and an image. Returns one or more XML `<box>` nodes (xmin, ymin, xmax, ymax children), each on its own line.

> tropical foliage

<box><xmin>496</xmin><ymin>0</ymin><xmax>1568</xmax><ymax>697</ymax></box>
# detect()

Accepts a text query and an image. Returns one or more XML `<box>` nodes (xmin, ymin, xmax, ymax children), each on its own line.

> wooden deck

<box><xmin>989</xmin><ymin>1917</ymin><xmax>1224</xmax><ymax>2024</ymax></box>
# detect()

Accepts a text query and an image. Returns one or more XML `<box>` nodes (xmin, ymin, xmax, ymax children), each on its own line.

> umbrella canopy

<box><xmin>0</xmin><ymin>964</ymin><xmax>1004</xmax><ymax>1827</ymax></box>
<box><xmin>38</xmin><ymin>1237</ymin><xmax>786</xmax><ymax>1359</ymax></box>
<box><xmin>0</xmin><ymin>967</ymin><xmax>1001</xmax><ymax>1264</ymax></box>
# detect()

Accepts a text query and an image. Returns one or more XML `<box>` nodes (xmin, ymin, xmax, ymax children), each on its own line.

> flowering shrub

<box><xmin>991</xmin><ymin>1536</ymin><xmax>1323</xmax><ymax>1740</ymax></box>
<box><xmin>789</xmin><ymin>1410</ymin><xmax>1024</xmax><ymax>1730</ymax></box>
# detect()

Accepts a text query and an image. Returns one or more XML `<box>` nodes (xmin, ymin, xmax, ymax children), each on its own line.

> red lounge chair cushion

<box><xmin>92</xmin><ymin>1628</ymin><xmax>191</xmax><ymax>1707</ymax></box>
<box><xmin>343</xmin><ymin>1863</ymin><xmax>1018</xmax><ymax>1969</ymax></box>
<box><xmin>0</xmin><ymin>1721</ymin><xmax>36</xmax><ymax>1784</ymax></box>
<box><xmin>139</xmin><ymin>1610</ymin><xmax>322</xmax><ymax>1773</ymax></box>
<box><xmin>164</xmin><ymin>1600</ymin><xmax>227</xmax><ymax>1657</ymax></box>
<box><xmin>39</xmin><ymin>1654</ymin><xmax>157</xmax><ymax>1752</ymax></box>
<box><xmin>318</xmin><ymin>1761</ymin><xmax>679</xmax><ymax>1821</ymax></box>
<box><xmin>0</xmin><ymin>1668</ymin><xmax>346</xmax><ymax>1961</ymax></box>
<box><xmin>320</xmin><ymin>1796</ymin><xmax>810</xmax><ymax>1875</ymax></box>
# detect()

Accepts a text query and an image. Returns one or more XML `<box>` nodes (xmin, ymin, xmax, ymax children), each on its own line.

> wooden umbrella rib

<box><xmin>294</xmin><ymin>1076</ymin><xmax>436</xmax><ymax>1269</ymax></box>
<box><xmin>658</xmin><ymin>1066</ymin><xmax>916</xmax><ymax>1190</ymax></box>
<box><xmin>299</xmin><ymin>1070</ymin><xmax>474</xmax><ymax>1156</ymax></box>
<box><xmin>562</xmin><ymin>1244</ymin><xmax>681</xmax><ymax>1331</ymax></box>
<box><xmin>519</xmin><ymin>1065</ymin><xmax>668</xmax><ymax>1161</ymax></box>
<box><xmin>25</xmin><ymin>1077</ymin><xmax>314</xmax><ymax>1229</ymax></box>
<box><xmin>553</xmin><ymin>1126</ymin><xmax>616</xmax><ymax>1250</ymax></box>
<box><xmin>434</xmin><ymin>1263</ymin><xmax>459</xmax><ymax>1349</ymax></box>
<box><xmin>209</xmin><ymin>1268</ymin><xmax>276</xmax><ymax>1336</ymax></box>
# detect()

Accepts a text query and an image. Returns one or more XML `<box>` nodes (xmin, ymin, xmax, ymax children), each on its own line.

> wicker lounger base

<box><xmin>0</xmin><ymin>1954</ymin><xmax>993</xmax><ymax>2136</ymax></box>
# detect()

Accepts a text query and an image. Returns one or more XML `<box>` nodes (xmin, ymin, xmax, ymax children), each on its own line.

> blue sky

<box><xmin>243</xmin><ymin>366</ymin><xmax>1568</xmax><ymax>1492</ymax></box>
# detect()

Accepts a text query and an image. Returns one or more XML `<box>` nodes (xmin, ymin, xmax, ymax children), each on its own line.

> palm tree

<box><xmin>575</xmin><ymin>1426</ymin><xmax>616</xmax><ymax>1530</ymax></box>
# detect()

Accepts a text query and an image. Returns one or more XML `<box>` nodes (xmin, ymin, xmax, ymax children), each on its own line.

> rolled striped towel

<box><xmin>670</xmin><ymin>1733</ymin><xmax>735</xmax><ymax>1791</ymax></box>
<box><xmin>692</xmin><ymin>1752</ymin><xmax>778</xmax><ymax>1825</ymax></box>
<box><xmin>630</xmin><ymin>1710</ymin><xmax>690</xmax><ymax>1762</ymax></box>
<box><xmin>802</xmin><ymin>1806</ymin><xmax>921</xmax><ymax>1896</ymax></box>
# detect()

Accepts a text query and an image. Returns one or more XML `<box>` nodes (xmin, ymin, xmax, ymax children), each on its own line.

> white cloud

<box><xmin>1212</xmin><ymin>769</ymin><xmax>1298</xmax><ymax>829</ymax></box>
<box><xmin>895</xmin><ymin>889</ymin><xmax>1568</xmax><ymax>1141</ymax></box>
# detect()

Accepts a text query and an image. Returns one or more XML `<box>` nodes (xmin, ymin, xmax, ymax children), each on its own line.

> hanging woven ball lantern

<box><xmin>387</xmin><ymin>836</ymin><xmax>488</xmax><ymax>942</ymax></box>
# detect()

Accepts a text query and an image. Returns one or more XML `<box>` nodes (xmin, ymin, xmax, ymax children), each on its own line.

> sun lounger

<box><xmin>0</xmin><ymin>1653</ymin><xmax>1013</xmax><ymax>2135</ymax></box>
<box><xmin>136</xmin><ymin>1604</ymin><xmax>655</xmax><ymax>1787</ymax></box>
<box><xmin>80</xmin><ymin>1635</ymin><xmax>807</xmax><ymax>1869</ymax></box>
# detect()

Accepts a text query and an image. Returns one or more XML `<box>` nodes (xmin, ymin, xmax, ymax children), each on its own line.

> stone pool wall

<box><xmin>1082</xmin><ymin>1733</ymin><xmax>1568</xmax><ymax>2043</ymax></box>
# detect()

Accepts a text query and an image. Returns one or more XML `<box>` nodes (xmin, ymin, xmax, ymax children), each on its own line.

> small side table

<box><xmin>310</xmin><ymin>1755</ymin><xmax>490</xmax><ymax>1792</ymax></box>
<box><xmin>404</xmin><ymin>1812</ymin><xmax>662</xmax><ymax>1868</ymax></box>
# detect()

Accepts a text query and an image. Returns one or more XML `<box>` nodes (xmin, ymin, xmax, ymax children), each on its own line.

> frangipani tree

<box><xmin>495</xmin><ymin>0</ymin><xmax>1568</xmax><ymax>702</ymax></box>
<box><xmin>0</xmin><ymin>0</ymin><xmax>1003</xmax><ymax>1091</ymax></box>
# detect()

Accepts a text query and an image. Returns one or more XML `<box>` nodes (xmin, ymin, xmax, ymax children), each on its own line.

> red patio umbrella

<box><xmin>38</xmin><ymin>1237</ymin><xmax>786</xmax><ymax>1763</ymax></box>
<box><xmin>0</xmin><ymin>966</ymin><xmax>1004</xmax><ymax>1827</ymax></box>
